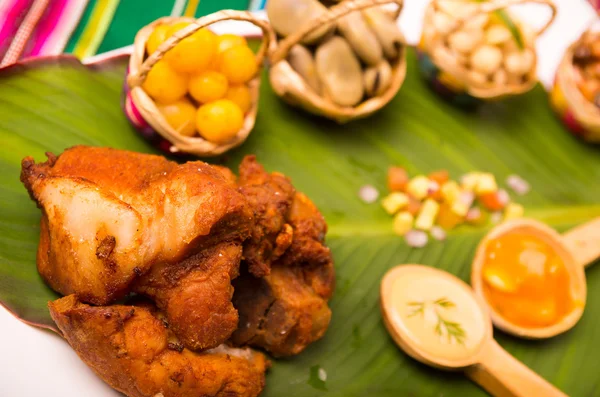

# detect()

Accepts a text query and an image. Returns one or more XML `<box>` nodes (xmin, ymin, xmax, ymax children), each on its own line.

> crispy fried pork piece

<box><xmin>213</xmin><ymin>165</ymin><xmax>238</xmax><ymax>185</ymax></box>
<box><xmin>21</xmin><ymin>146</ymin><xmax>252</xmax><ymax>304</ymax></box>
<box><xmin>231</xmin><ymin>264</ymin><xmax>334</xmax><ymax>357</ymax></box>
<box><xmin>277</xmin><ymin>191</ymin><xmax>333</xmax><ymax>272</ymax></box>
<box><xmin>232</xmin><ymin>181</ymin><xmax>335</xmax><ymax>357</ymax></box>
<box><xmin>49</xmin><ymin>295</ymin><xmax>268</xmax><ymax>397</ymax></box>
<box><xmin>133</xmin><ymin>242</ymin><xmax>242</xmax><ymax>351</ymax></box>
<box><xmin>237</xmin><ymin>155</ymin><xmax>295</xmax><ymax>277</ymax></box>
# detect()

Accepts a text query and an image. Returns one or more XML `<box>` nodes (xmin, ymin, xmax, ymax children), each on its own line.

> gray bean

<box><xmin>267</xmin><ymin>0</ymin><xmax>333</xmax><ymax>44</ymax></box>
<box><xmin>337</xmin><ymin>11</ymin><xmax>383</xmax><ymax>66</ymax></box>
<box><xmin>287</xmin><ymin>45</ymin><xmax>322</xmax><ymax>94</ymax></box>
<box><xmin>315</xmin><ymin>37</ymin><xmax>364</xmax><ymax>106</ymax></box>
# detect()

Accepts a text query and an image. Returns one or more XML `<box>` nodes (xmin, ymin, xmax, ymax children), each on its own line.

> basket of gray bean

<box><xmin>267</xmin><ymin>0</ymin><xmax>406</xmax><ymax>123</ymax></box>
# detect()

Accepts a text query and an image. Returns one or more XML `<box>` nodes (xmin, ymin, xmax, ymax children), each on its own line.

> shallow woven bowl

<box><xmin>419</xmin><ymin>0</ymin><xmax>556</xmax><ymax>101</ymax></box>
<box><xmin>550</xmin><ymin>28</ymin><xmax>600</xmax><ymax>143</ymax></box>
<box><xmin>268</xmin><ymin>0</ymin><xmax>407</xmax><ymax>124</ymax></box>
<box><xmin>125</xmin><ymin>11</ymin><xmax>274</xmax><ymax>157</ymax></box>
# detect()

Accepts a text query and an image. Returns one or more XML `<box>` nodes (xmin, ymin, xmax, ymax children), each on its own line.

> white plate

<box><xmin>0</xmin><ymin>1</ymin><xmax>595</xmax><ymax>396</ymax></box>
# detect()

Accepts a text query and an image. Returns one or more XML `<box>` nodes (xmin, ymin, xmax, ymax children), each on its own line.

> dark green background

<box><xmin>65</xmin><ymin>0</ymin><xmax>251</xmax><ymax>55</ymax></box>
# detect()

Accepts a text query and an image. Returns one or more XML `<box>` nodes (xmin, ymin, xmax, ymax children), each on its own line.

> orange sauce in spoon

<box><xmin>481</xmin><ymin>232</ymin><xmax>575</xmax><ymax>328</ymax></box>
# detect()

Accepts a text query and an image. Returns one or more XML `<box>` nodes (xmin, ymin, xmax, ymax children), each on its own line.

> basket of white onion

<box><xmin>418</xmin><ymin>0</ymin><xmax>556</xmax><ymax>105</ymax></box>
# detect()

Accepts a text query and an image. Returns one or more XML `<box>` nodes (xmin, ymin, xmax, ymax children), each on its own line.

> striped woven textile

<box><xmin>0</xmin><ymin>0</ymin><xmax>264</xmax><ymax>65</ymax></box>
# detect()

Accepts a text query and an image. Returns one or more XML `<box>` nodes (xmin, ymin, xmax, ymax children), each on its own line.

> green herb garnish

<box><xmin>435</xmin><ymin>316</ymin><xmax>467</xmax><ymax>345</ymax></box>
<box><xmin>474</xmin><ymin>0</ymin><xmax>525</xmax><ymax>50</ymax></box>
<box><xmin>495</xmin><ymin>9</ymin><xmax>524</xmax><ymax>50</ymax></box>
<box><xmin>407</xmin><ymin>297</ymin><xmax>467</xmax><ymax>346</ymax></box>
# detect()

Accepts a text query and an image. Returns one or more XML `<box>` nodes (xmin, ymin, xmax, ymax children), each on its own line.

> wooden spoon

<box><xmin>381</xmin><ymin>264</ymin><xmax>567</xmax><ymax>397</ymax></box>
<box><xmin>471</xmin><ymin>217</ymin><xmax>600</xmax><ymax>339</ymax></box>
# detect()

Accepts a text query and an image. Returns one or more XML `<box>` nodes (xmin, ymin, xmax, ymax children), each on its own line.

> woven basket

<box><xmin>125</xmin><ymin>11</ymin><xmax>275</xmax><ymax>157</ymax></box>
<box><xmin>420</xmin><ymin>0</ymin><xmax>556</xmax><ymax>100</ymax></box>
<box><xmin>268</xmin><ymin>0</ymin><xmax>406</xmax><ymax>124</ymax></box>
<box><xmin>550</xmin><ymin>26</ymin><xmax>600</xmax><ymax>143</ymax></box>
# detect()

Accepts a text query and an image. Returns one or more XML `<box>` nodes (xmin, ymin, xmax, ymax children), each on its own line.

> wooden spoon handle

<box><xmin>465</xmin><ymin>340</ymin><xmax>567</xmax><ymax>397</ymax></box>
<box><xmin>563</xmin><ymin>217</ymin><xmax>600</xmax><ymax>268</ymax></box>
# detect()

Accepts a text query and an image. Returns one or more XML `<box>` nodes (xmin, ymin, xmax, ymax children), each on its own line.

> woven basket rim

<box><xmin>270</xmin><ymin>47</ymin><xmax>407</xmax><ymax>122</ymax></box>
<box><xmin>126</xmin><ymin>12</ymin><xmax>275</xmax><ymax>157</ymax></box>
<box><xmin>420</xmin><ymin>0</ymin><xmax>557</xmax><ymax>99</ymax></box>
<box><xmin>557</xmin><ymin>36</ymin><xmax>600</xmax><ymax>128</ymax></box>
<box><xmin>267</xmin><ymin>0</ymin><xmax>407</xmax><ymax>122</ymax></box>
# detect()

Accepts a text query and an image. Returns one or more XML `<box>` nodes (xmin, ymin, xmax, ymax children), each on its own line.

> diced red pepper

<box><xmin>427</xmin><ymin>180</ymin><xmax>444</xmax><ymax>201</ymax></box>
<box><xmin>479</xmin><ymin>191</ymin><xmax>508</xmax><ymax>211</ymax></box>
<box><xmin>466</xmin><ymin>207</ymin><xmax>489</xmax><ymax>226</ymax></box>
<box><xmin>388</xmin><ymin>166</ymin><xmax>409</xmax><ymax>192</ymax></box>
<box><xmin>407</xmin><ymin>195</ymin><xmax>422</xmax><ymax>216</ymax></box>
<box><xmin>428</xmin><ymin>170</ymin><xmax>449</xmax><ymax>186</ymax></box>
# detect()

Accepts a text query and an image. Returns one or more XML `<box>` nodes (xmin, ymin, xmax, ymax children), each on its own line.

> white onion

<box><xmin>459</xmin><ymin>191</ymin><xmax>475</xmax><ymax>207</ymax></box>
<box><xmin>427</xmin><ymin>180</ymin><xmax>440</xmax><ymax>196</ymax></box>
<box><xmin>490</xmin><ymin>212</ymin><xmax>503</xmax><ymax>224</ymax></box>
<box><xmin>430</xmin><ymin>226</ymin><xmax>447</xmax><ymax>241</ymax></box>
<box><xmin>405</xmin><ymin>229</ymin><xmax>429</xmax><ymax>248</ymax></box>
<box><xmin>318</xmin><ymin>368</ymin><xmax>327</xmax><ymax>382</ymax></box>
<box><xmin>358</xmin><ymin>185</ymin><xmax>379</xmax><ymax>203</ymax></box>
<box><xmin>506</xmin><ymin>175</ymin><xmax>530</xmax><ymax>196</ymax></box>
<box><xmin>466</xmin><ymin>207</ymin><xmax>481</xmax><ymax>222</ymax></box>
<box><xmin>497</xmin><ymin>189</ymin><xmax>510</xmax><ymax>206</ymax></box>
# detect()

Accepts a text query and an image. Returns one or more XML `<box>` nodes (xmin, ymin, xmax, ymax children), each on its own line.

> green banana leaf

<box><xmin>1</xmin><ymin>49</ymin><xmax>600</xmax><ymax>397</ymax></box>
